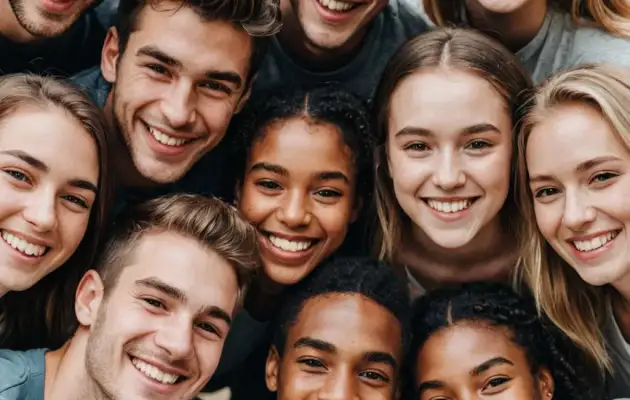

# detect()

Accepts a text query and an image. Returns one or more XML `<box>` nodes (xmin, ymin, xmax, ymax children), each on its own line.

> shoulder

<box><xmin>565</xmin><ymin>20</ymin><xmax>630</xmax><ymax>66</ymax></box>
<box><xmin>70</xmin><ymin>66</ymin><xmax>111</xmax><ymax>107</ymax></box>
<box><xmin>0</xmin><ymin>349</ymin><xmax>46</xmax><ymax>397</ymax></box>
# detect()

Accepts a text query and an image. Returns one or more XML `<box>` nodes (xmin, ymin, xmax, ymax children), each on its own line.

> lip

<box><xmin>40</xmin><ymin>0</ymin><xmax>75</xmax><ymax>13</ymax></box>
<box><xmin>422</xmin><ymin>197</ymin><xmax>480</xmax><ymax>222</ymax></box>
<box><xmin>567</xmin><ymin>229</ymin><xmax>621</xmax><ymax>262</ymax></box>
<box><xmin>0</xmin><ymin>229</ymin><xmax>51</xmax><ymax>263</ymax></box>
<box><xmin>142</xmin><ymin>121</ymin><xmax>201</xmax><ymax>158</ymax></box>
<box><xmin>259</xmin><ymin>231</ymin><xmax>320</xmax><ymax>267</ymax></box>
<box><xmin>129</xmin><ymin>355</ymin><xmax>187</xmax><ymax>394</ymax></box>
<box><xmin>0</xmin><ymin>229</ymin><xmax>53</xmax><ymax>248</ymax></box>
<box><xmin>312</xmin><ymin>0</ymin><xmax>363</xmax><ymax>24</ymax></box>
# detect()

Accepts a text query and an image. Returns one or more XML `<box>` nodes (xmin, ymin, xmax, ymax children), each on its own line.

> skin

<box><xmin>100</xmin><ymin>2</ymin><xmax>253</xmax><ymax>187</ymax></box>
<box><xmin>277</xmin><ymin>0</ymin><xmax>387</xmax><ymax>70</ymax></box>
<box><xmin>238</xmin><ymin>117</ymin><xmax>359</xmax><ymax>286</ymax></box>
<box><xmin>266</xmin><ymin>293</ymin><xmax>402</xmax><ymax>400</ymax></box>
<box><xmin>0</xmin><ymin>0</ymin><xmax>93</xmax><ymax>42</ymax></box>
<box><xmin>386</xmin><ymin>68</ymin><xmax>515</xmax><ymax>287</ymax></box>
<box><xmin>415</xmin><ymin>323</ymin><xmax>554</xmax><ymax>399</ymax></box>
<box><xmin>0</xmin><ymin>107</ymin><xmax>98</xmax><ymax>295</ymax></box>
<box><xmin>44</xmin><ymin>231</ymin><xmax>240</xmax><ymax>400</ymax></box>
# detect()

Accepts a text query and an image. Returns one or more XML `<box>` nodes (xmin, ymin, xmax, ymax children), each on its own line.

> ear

<box><xmin>537</xmin><ymin>367</ymin><xmax>555</xmax><ymax>399</ymax></box>
<box><xmin>235</xmin><ymin>76</ymin><xmax>254</xmax><ymax>114</ymax></box>
<box><xmin>101</xmin><ymin>27</ymin><xmax>121</xmax><ymax>84</ymax></box>
<box><xmin>74</xmin><ymin>270</ymin><xmax>105</xmax><ymax>328</ymax></box>
<box><xmin>265</xmin><ymin>345</ymin><xmax>281</xmax><ymax>393</ymax></box>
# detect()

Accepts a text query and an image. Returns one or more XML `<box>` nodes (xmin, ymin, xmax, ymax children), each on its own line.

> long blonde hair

<box><xmin>515</xmin><ymin>64</ymin><xmax>630</xmax><ymax>374</ymax></box>
<box><xmin>371</xmin><ymin>28</ymin><xmax>532</xmax><ymax>263</ymax></box>
<box><xmin>423</xmin><ymin>0</ymin><xmax>630</xmax><ymax>37</ymax></box>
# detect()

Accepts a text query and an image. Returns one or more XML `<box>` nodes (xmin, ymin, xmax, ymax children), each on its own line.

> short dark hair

<box><xmin>231</xmin><ymin>86</ymin><xmax>376</xmax><ymax>198</ymax></box>
<box><xmin>95</xmin><ymin>194</ymin><xmax>260</xmax><ymax>306</ymax></box>
<box><xmin>272</xmin><ymin>257</ymin><xmax>411</xmax><ymax>356</ymax></box>
<box><xmin>115</xmin><ymin>0</ymin><xmax>282</xmax><ymax>83</ymax></box>
<box><xmin>408</xmin><ymin>283</ymin><xmax>605</xmax><ymax>400</ymax></box>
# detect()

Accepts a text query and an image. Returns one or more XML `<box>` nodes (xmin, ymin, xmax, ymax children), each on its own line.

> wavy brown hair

<box><xmin>423</xmin><ymin>0</ymin><xmax>630</xmax><ymax>37</ymax></box>
<box><xmin>0</xmin><ymin>74</ymin><xmax>113</xmax><ymax>350</ymax></box>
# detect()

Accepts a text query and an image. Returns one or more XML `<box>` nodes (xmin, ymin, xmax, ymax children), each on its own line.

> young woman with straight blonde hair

<box><xmin>422</xmin><ymin>0</ymin><xmax>630</xmax><ymax>83</ymax></box>
<box><xmin>516</xmin><ymin>63</ymin><xmax>630</xmax><ymax>396</ymax></box>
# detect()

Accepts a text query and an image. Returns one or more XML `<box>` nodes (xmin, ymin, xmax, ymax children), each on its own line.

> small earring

<box><xmin>547</xmin><ymin>392</ymin><xmax>553</xmax><ymax>398</ymax></box>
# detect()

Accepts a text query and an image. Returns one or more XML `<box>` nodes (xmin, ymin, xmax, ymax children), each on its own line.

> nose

<box><xmin>22</xmin><ymin>189</ymin><xmax>58</xmax><ymax>232</ymax></box>
<box><xmin>155</xmin><ymin>319</ymin><xmax>194</xmax><ymax>360</ymax></box>
<box><xmin>318</xmin><ymin>370</ymin><xmax>357</xmax><ymax>400</ymax></box>
<box><xmin>276</xmin><ymin>190</ymin><xmax>311</xmax><ymax>228</ymax></box>
<box><xmin>562</xmin><ymin>190</ymin><xmax>596</xmax><ymax>231</ymax></box>
<box><xmin>432</xmin><ymin>151</ymin><xmax>466</xmax><ymax>191</ymax></box>
<box><xmin>160</xmin><ymin>80</ymin><xmax>197</xmax><ymax>129</ymax></box>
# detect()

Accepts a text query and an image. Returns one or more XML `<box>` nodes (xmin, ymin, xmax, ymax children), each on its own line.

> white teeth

<box><xmin>268</xmin><ymin>235</ymin><xmax>313</xmax><ymax>252</ymax></box>
<box><xmin>147</xmin><ymin>125</ymin><xmax>191</xmax><ymax>147</ymax></box>
<box><xmin>426</xmin><ymin>199</ymin><xmax>472</xmax><ymax>213</ymax></box>
<box><xmin>318</xmin><ymin>0</ymin><xmax>354</xmax><ymax>11</ymax></box>
<box><xmin>131</xmin><ymin>357</ymin><xmax>180</xmax><ymax>385</ymax></box>
<box><xmin>1</xmin><ymin>231</ymin><xmax>47</xmax><ymax>257</ymax></box>
<box><xmin>573</xmin><ymin>231</ymin><xmax>618</xmax><ymax>252</ymax></box>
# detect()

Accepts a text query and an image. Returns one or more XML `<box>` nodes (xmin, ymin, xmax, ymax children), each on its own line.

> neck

<box><xmin>404</xmin><ymin>217</ymin><xmax>516</xmax><ymax>290</ymax></box>
<box><xmin>466</xmin><ymin>0</ymin><xmax>548</xmax><ymax>52</ymax></box>
<box><xmin>104</xmin><ymin>93</ymin><xmax>158</xmax><ymax>190</ymax></box>
<box><xmin>0</xmin><ymin>0</ymin><xmax>35</xmax><ymax>42</ymax></box>
<box><xmin>45</xmin><ymin>333</ymin><xmax>101</xmax><ymax>400</ymax></box>
<box><xmin>276</xmin><ymin>11</ymin><xmax>370</xmax><ymax>71</ymax></box>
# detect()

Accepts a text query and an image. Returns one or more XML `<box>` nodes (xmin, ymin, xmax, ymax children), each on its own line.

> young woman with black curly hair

<box><xmin>407</xmin><ymin>282</ymin><xmax>604</xmax><ymax>400</ymax></box>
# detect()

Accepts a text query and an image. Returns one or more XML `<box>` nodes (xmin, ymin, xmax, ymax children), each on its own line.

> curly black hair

<box><xmin>272</xmin><ymin>257</ymin><xmax>412</xmax><ymax>356</ymax></box>
<box><xmin>230</xmin><ymin>86</ymin><xmax>376</xmax><ymax>199</ymax></box>
<box><xmin>408</xmin><ymin>283</ymin><xmax>604</xmax><ymax>400</ymax></box>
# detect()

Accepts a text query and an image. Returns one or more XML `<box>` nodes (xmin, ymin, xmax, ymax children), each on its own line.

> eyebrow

<box><xmin>364</xmin><ymin>351</ymin><xmax>398</xmax><ymax>369</ymax></box>
<box><xmin>250</xmin><ymin>162</ymin><xmax>289</xmax><ymax>176</ymax></box>
<box><xmin>136</xmin><ymin>45</ymin><xmax>243</xmax><ymax>89</ymax></box>
<box><xmin>135</xmin><ymin>277</ymin><xmax>232</xmax><ymax>326</ymax></box>
<box><xmin>529</xmin><ymin>155</ymin><xmax>621</xmax><ymax>183</ymax></box>
<box><xmin>1</xmin><ymin>150</ymin><xmax>97</xmax><ymax>193</ymax></box>
<box><xmin>317</xmin><ymin>171</ymin><xmax>350</xmax><ymax>184</ymax></box>
<box><xmin>470</xmin><ymin>356</ymin><xmax>514</xmax><ymax>376</ymax></box>
<box><xmin>394</xmin><ymin>123</ymin><xmax>500</xmax><ymax>138</ymax></box>
<box><xmin>293</xmin><ymin>337</ymin><xmax>336</xmax><ymax>353</ymax></box>
<box><xmin>418</xmin><ymin>380</ymin><xmax>444</xmax><ymax>393</ymax></box>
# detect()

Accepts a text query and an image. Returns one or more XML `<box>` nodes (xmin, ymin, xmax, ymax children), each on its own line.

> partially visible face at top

<box><xmin>0</xmin><ymin>106</ymin><xmax>98</xmax><ymax>294</ymax></box>
<box><xmin>415</xmin><ymin>322</ymin><xmax>554</xmax><ymax>400</ymax></box>
<box><xmin>526</xmin><ymin>101</ymin><xmax>630</xmax><ymax>287</ymax></box>
<box><xmin>7</xmin><ymin>0</ymin><xmax>94</xmax><ymax>39</ymax></box>
<box><xmin>468</xmin><ymin>0</ymin><xmax>535</xmax><ymax>14</ymax></box>
<box><xmin>287</xmin><ymin>0</ymin><xmax>387</xmax><ymax>52</ymax></box>
<box><xmin>386</xmin><ymin>69</ymin><xmax>513</xmax><ymax>249</ymax></box>
<box><xmin>80</xmin><ymin>231</ymin><xmax>240</xmax><ymax>399</ymax></box>
<box><xmin>238</xmin><ymin>117</ymin><xmax>360</xmax><ymax>286</ymax></box>
<box><xmin>266</xmin><ymin>293</ymin><xmax>403</xmax><ymax>400</ymax></box>
<box><xmin>101</xmin><ymin>1</ymin><xmax>253</xmax><ymax>185</ymax></box>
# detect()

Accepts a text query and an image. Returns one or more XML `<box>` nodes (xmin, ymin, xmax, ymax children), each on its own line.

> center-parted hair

<box><xmin>95</xmin><ymin>194</ymin><xmax>260</xmax><ymax>306</ymax></box>
<box><xmin>409</xmin><ymin>283</ymin><xmax>603</xmax><ymax>400</ymax></box>
<box><xmin>271</xmin><ymin>257</ymin><xmax>412</xmax><ymax>356</ymax></box>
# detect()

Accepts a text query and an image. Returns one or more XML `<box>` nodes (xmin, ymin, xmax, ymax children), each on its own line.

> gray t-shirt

<box><xmin>252</xmin><ymin>0</ymin><xmax>429</xmax><ymax>101</ymax></box>
<box><xmin>604</xmin><ymin>303</ymin><xmax>630</xmax><ymax>398</ymax></box>
<box><xmin>516</xmin><ymin>8</ymin><xmax>630</xmax><ymax>84</ymax></box>
<box><xmin>0</xmin><ymin>348</ymin><xmax>46</xmax><ymax>400</ymax></box>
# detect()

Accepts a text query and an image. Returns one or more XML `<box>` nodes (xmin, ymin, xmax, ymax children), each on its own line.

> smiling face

<box><xmin>82</xmin><ymin>231</ymin><xmax>239</xmax><ymax>399</ymax></box>
<box><xmin>386</xmin><ymin>69</ymin><xmax>513</xmax><ymax>249</ymax></box>
<box><xmin>266</xmin><ymin>293</ymin><xmax>402</xmax><ymax>400</ymax></box>
<box><xmin>415</xmin><ymin>323</ymin><xmax>553</xmax><ymax>400</ymax></box>
<box><xmin>0</xmin><ymin>107</ymin><xmax>98</xmax><ymax>294</ymax></box>
<box><xmin>238</xmin><ymin>117</ymin><xmax>359</xmax><ymax>286</ymax></box>
<box><xmin>101</xmin><ymin>2</ymin><xmax>253</xmax><ymax>185</ymax></box>
<box><xmin>526</xmin><ymin>101</ymin><xmax>630</xmax><ymax>287</ymax></box>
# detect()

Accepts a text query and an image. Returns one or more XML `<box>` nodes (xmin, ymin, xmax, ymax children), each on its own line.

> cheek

<box><xmin>200</xmin><ymin>101</ymin><xmax>235</xmax><ymax>131</ymax></box>
<box><xmin>60</xmin><ymin>210</ymin><xmax>91</xmax><ymax>250</ymax></box>
<box><xmin>239</xmin><ymin>185</ymin><xmax>273</xmax><ymax>225</ymax></box>
<box><xmin>389</xmin><ymin>155</ymin><xmax>427</xmax><ymax>194</ymax></box>
<box><xmin>317</xmin><ymin>201</ymin><xmax>354</xmax><ymax>244</ymax></box>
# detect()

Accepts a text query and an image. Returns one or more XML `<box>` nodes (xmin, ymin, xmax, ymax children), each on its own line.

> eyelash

<box><xmin>298</xmin><ymin>358</ymin><xmax>325</xmax><ymax>369</ymax></box>
<box><xmin>4</xmin><ymin>170</ymin><xmax>91</xmax><ymax>209</ymax></box>
<box><xmin>145</xmin><ymin>64</ymin><xmax>232</xmax><ymax>95</ymax></box>
<box><xmin>404</xmin><ymin>142</ymin><xmax>429</xmax><ymax>152</ymax></box>
<box><xmin>484</xmin><ymin>376</ymin><xmax>511</xmax><ymax>389</ymax></box>
<box><xmin>466</xmin><ymin>139</ymin><xmax>492</xmax><ymax>150</ymax></box>
<box><xmin>256</xmin><ymin>180</ymin><xmax>281</xmax><ymax>190</ymax></box>
<box><xmin>4</xmin><ymin>169</ymin><xmax>30</xmax><ymax>183</ymax></box>
<box><xmin>590</xmin><ymin>171</ymin><xmax>617</xmax><ymax>184</ymax></box>
<box><xmin>360</xmin><ymin>371</ymin><xmax>390</xmax><ymax>383</ymax></box>
<box><xmin>143</xmin><ymin>297</ymin><xmax>166</xmax><ymax>310</ymax></box>
<box><xmin>534</xmin><ymin>187</ymin><xmax>559</xmax><ymax>198</ymax></box>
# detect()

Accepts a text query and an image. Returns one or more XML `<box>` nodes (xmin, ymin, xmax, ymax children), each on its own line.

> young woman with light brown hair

<box><xmin>516</xmin><ymin>63</ymin><xmax>630</xmax><ymax>396</ymax></box>
<box><xmin>422</xmin><ymin>0</ymin><xmax>630</xmax><ymax>83</ymax></box>
<box><xmin>0</xmin><ymin>74</ymin><xmax>113</xmax><ymax>350</ymax></box>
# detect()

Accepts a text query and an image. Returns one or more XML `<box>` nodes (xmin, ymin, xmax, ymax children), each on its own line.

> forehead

<box><xmin>418</xmin><ymin>323</ymin><xmax>527</xmax><ymax>376</ymax></box>
<box><xmin>114</xmin><ymin>231</ymin><xmax>239</xmax><ymax>311</ymax></box>
<box><xmin>388</xmin><ymin>69</ymin><xmax>511</xmax><ymax>136</ymax></box>
<box><xmin>250</xmin><ymin>118</ymin><xmax>356</xmax><ymax>176</ymax></box>
<box><xmin>526</xmin><ymin>102</ymin><xmax>630</xmax><ymax>172</ymax></box>
<box><xmin>128</xmin><ymin>2</ymin><xmax>253</xmax><ymax>78</ymax></box>
<box><xmin>288</xmin><ymin>293</ymin><xmax>402</xmax><ymax>357</ymax></box>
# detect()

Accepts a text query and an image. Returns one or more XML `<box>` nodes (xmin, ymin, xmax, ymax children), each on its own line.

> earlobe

<box><xmin>74</xmin><ymin>270</ymin><xmax>105</xmax><ymax>328</ymax></box>
<box><xmin>101</xmin><ymin>27</ymin><xmax>121</xmax><ymax>84</ymax></box>
<box><xmin>537</xmin><ymin>367</ymin><xmax>555</xmax><ymax>399</ymax></box>
<box><xmin>265</xmin><ymin>346</ymin><xmax>280</xmax><ymax>392</ymax></box>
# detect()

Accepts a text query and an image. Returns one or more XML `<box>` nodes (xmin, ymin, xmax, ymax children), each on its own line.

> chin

<box><xmin>424</xmin><ymin>230</ymin><xmax>477</xmax><ymax>250</ymax></box>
